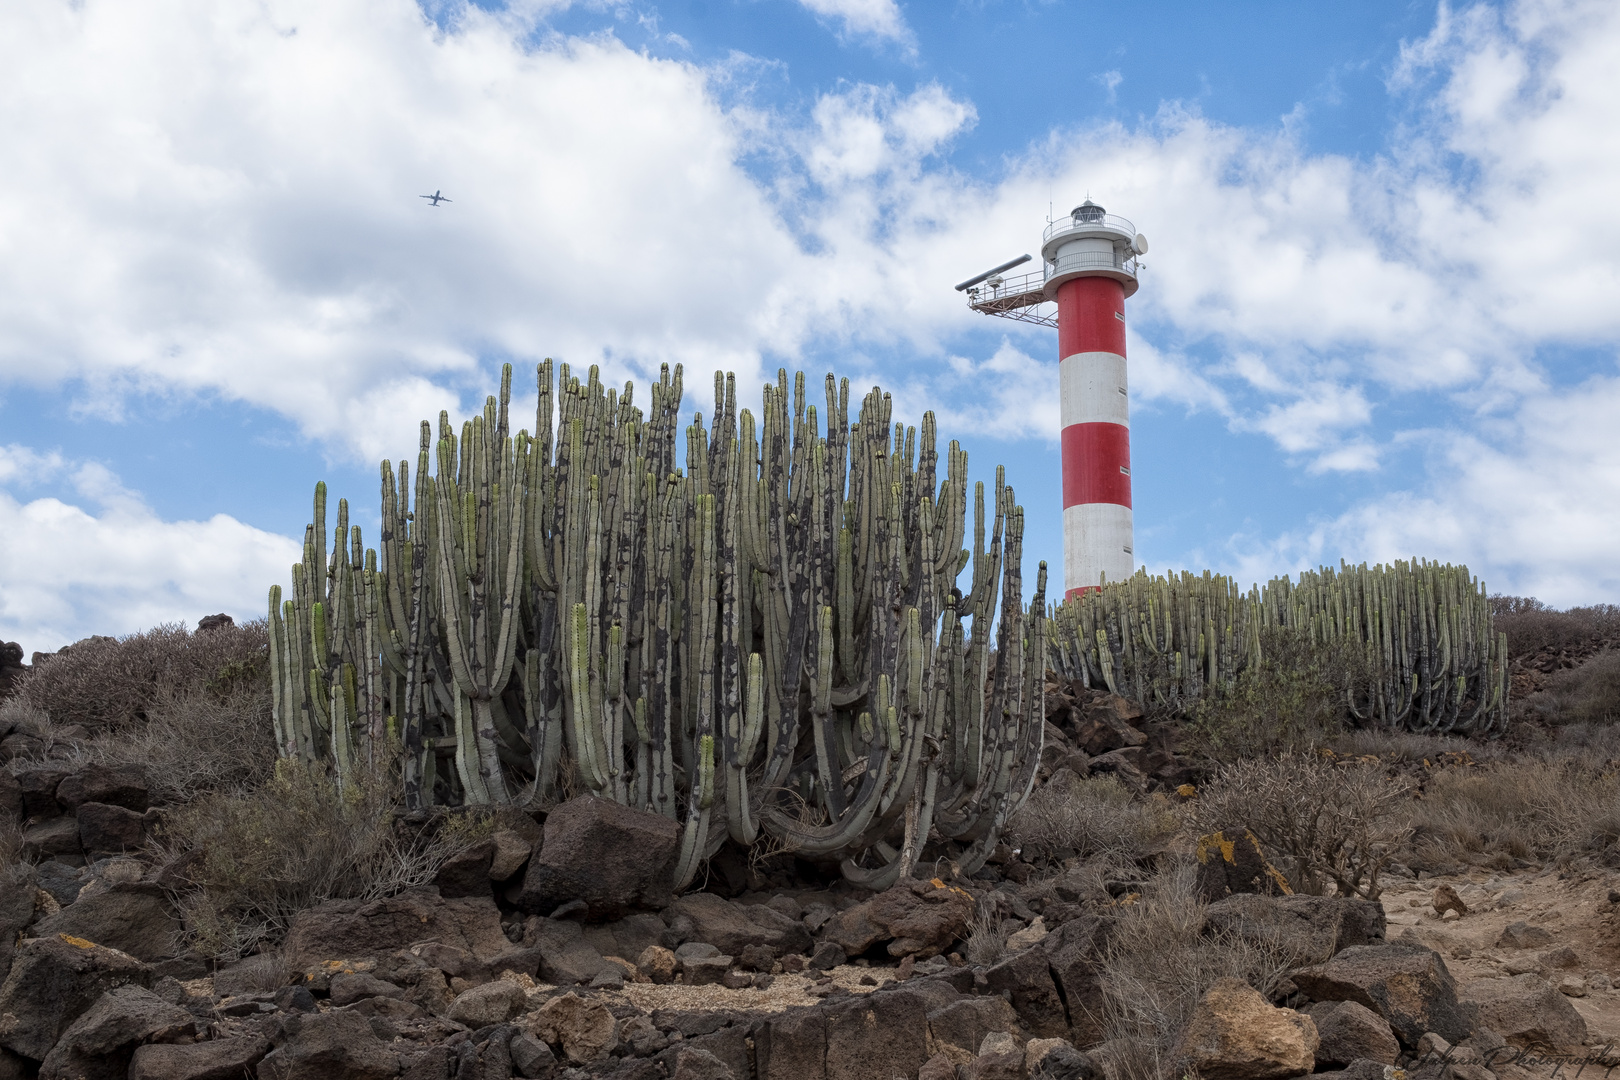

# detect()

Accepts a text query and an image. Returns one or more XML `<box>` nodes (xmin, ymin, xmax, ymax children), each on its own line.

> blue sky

<box><xmin>2</xmin><ymin>0</ymin><xmax>1618</xmax><ymax>651</ymax></box>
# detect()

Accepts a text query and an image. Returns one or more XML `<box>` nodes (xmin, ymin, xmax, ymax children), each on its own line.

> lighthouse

<box><xmin>956</xmin><ymin>200</ymin><xmax>1147</xmax><ymax>599</ymax></box>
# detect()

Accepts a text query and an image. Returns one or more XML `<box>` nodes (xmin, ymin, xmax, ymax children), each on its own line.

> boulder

<box><xmin>1030</xmin><ymin>1041</ymin><xmax>1098</xmax><ymax>1079</ymax></box>
<box><xmin>1460</xmin><ymin>973</ymin><xmax>1587</xmax><ymax>1052</ymax></box>
<box><xmin>927</xmin><ymin>996</ymin><xmax>1024</xmax><ymax>1057</ymax></box>
<box><xmin>0</xmin><ymin>868</ymin><xmax>36</xmax><ymax>983</ymax></box>
<box><xmin>823</xmin><ymin>988</ymin><xmax>932</xmax><ymax>1080</ymax></box>
<box><xmin>258</xmin><ymin>1009</ymin><xmax>401</xmax><ymax>1080</ymax></box>
<box><xmin>1172</xmin><ymin>977</ymin><xmax>1317</xmax><ymax>1080</ymax></box>
<box><xmin>282</xmin><ymin>888</ymin><xmax>509</xmax><ymax>972</ymax></box>
<box><xmin>75</xmin><ymin>802</ymin><xmax>147</xmax><ymax>857</ymax></box>
<box><xmin>509</xmin><ymin>1031</ymin><xmax>557</xmax><ymax>1079</ymax></box>
<box><xmin>21</xmin><ymin>817</ymin><xmax>81</xmax><ymax>861</ymax></box>
<box><xmin>819</xmin><ymin>878</ymin><xmax>973</xmax><ymax>959</ymax></box>
<box><xmin>37</xmin><ymin>984</ymin><xmax>195</xmax><ymax>1080</ymax></box>
<box><xmin>1496</xmin><ymin>921</ymin><xmax>1556</xmax><ymax>949</ymax></box>
<box><xmin>448</xmin><ymin>979</ymin><xmax>526</xmax><ymax>1027</ymax></box>
<box><xmin>668</xmin><ymin>1046</ymin><xmax>736</xmax><ymax>1080</ymax></box>
<box><xmin>983</xmin><ymin>946</ymin><xmax>1068</xmax><ymax>1038</ymax></box>
<box><xmin>528</xmin><ymin>991</ymin><xmax>618</xmax><ymax>1063</ymax></box>
<box><xmin>638</xmin><ymin>944</ymin><xmax>677</xmax><ymax>984</ymax></box>
<box><xmin>489</xmin><ymin>829</ymin><xmax>534</xmax><ymax>881</ymax></box>
<box><xmin>433</xmin><ymin>838</ymin><xmax>496</xmax><ymax>898</ymax></box>
<box><xmin>56</xmin><ymin>765</ymin><xmax>149</xmax><ymax>813</ymax></box>
<box><xmin>128</xmin><ymin>1035</ymin><xmax>271</xmax><ymax>1080</ymax></box>
<box><xmin>1203</xmin><ymin>894</ymin><xmax>1385</xmax><ymax>964</ymax></box>
<box><xmin>665</xmin><ymin>892</ymin><xmax>813</xmax><ymax>956</ymax></box>
<box><xmin>1312</xmin><ymin>1000</ymin><xmax>1400</xmax><ymax>1067</ymax></box>
<box><xmin>1293</xmin><ymin>943</ymin><xmax>1474</xmax><ymax>1049</ymax></box>
<box><xmin>1070</xmin><ymin>700</ymin><xmax>1148</xmax><ymax>755</ymax></box>
<box><xmin>964</xmin><ymin>1031</ymin><xmax>1024</xmax><ymax>1080</ymax></box>
<box><xmin>1041</xmin><ymin>914</ymin><xmax>1113</xmax><ymax>1047</ymax></box>
<box><xmin>522</xmin><ymin>916</ymin><xmax>613</xmax><ymax>985</ymax></box>
<box><xmin>515</xmin><ymin>796</ymin><xmax>679</xmax><ymax>919</ymax></box>
<box><xmin>756</xmin><ymin>1005</ymin><xmax>826</xmax><ymax>1080</ymax></box>
<box><xmin>1193</xmin><ymin>828</ymin><xmax>1292</xmax><ymax>901</ymax></box>
<box><xmin>32</xmin><ymin>885</ymin><xmax>182</xmax><ymax>963</ymax></box>
<box><xmin>0</xmin><ymin>935</ymin><xmax>152</xmax><ymax>1061</ymax></box>
<box><xmin>15</xmin><ymin>765</ymin><xmax>71</xmax><ymax>819</ymax></box>
<box><xmin>35</xmin><ymin>862</ymin><xmax>83</xmax><ymax>908</ymax></box>
<box><xmin>328</xmin><ymin>971</ymin><xmax>406</xmax><ymax>1007</ymax></box>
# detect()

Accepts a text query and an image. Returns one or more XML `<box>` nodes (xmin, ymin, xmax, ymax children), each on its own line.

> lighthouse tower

<box><xmin>956</xmin><ymin>200</ymin><xmax>1146</xmax><ymax>599</ymax></box>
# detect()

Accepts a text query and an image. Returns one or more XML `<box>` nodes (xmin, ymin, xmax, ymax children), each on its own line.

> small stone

<box><xmin>1558</xmin><ymin>974</ymin><xmax>1587</xmax><ymax>997</ymax></box>
<box><xmin>858</xmin><ymin>973</ymin><xmax>878</xmax><ymax>986</ymax></box>
<box><xmin>1591</xmin><ymin>973</ymin><xmax>1613</xmax><ymax>992</ymax></box>
<box><xmin>1497</xmin><ymin>921</ymin><xmax>1555</xmax><ymax>949</ymax></box>
<box><xmin>779</xmin><ymin>954</ymin><xmax>807</xmax><ymax>973</ymax></box>
<box><xmin>447</xmin><ymin>979</ymin><xmax>525</xmax><ymax>1027</ymax></box>
<box><xmin>720</xmin><ymin>969</ymin><xmax>752</xmax><ymax>990</ymax></box>
<box><xmin>809</xmin><ymin>941</ymin><xmax>846</xmax><ymax>971</ymax></box>
<box><xmin>751</xmin><ymin>973</ymin><xmax>775</xmax><ymax>990</ymax></box>
<box><xmin>675</xmin><ymin>941</ymin><xmax>721</xmax><ymax>963</ymax></box>
<box><xmin>589</xmin><ymin>967</ymin><xmax>624</xmax><ymax>990</ymax></box>
<box><xmin>637</xmin><ymin>945</ymin><xmax>677</xmax><ymax>984</ymax></box>
<box><xmin>1432</xmin><ymin>885</ymin><xmax>1468</xmax><ymax>918</ymax></box>
<box><xmin>683</xmin><ymin>954</ymin><xmax>733</xmax><ymax>986</ymax></box>
<box><xmin>1006</xmin><ymin>916</ymin><xmax>1049</xmax><ymax>952</ymax></box>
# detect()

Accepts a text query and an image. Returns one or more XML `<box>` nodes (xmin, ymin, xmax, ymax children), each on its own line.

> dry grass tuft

<box><xmin>963</xmin><ymin>898</ymin><xmax>1007</xmax><ymax>968</ymax></box>
<box><xmin>1519</xmin><ymin>650</ymin><xmax>1620</xmax><ymax>726</ymax></box>
<box><xmin>1409</xmin><ymin>759</ymin><xmax>1620</xmax><ymax>869</ymax></box>
<box><xmin>1006</xmin><ymin>771</ymin><xmax>1180</xmax><ymax>866</ymax></box>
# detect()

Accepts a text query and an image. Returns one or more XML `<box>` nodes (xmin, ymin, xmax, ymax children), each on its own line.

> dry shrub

<box><xmin>1185</xmin><ymin>627</ymin><xmax>1370</xmax><ymax>762</ymax></box>
<box><xmin>1410</xmin><ymin>759</ymin><xmax>1620</xmax><ymax>869</ymax></box>
<box><xmin>1095</xmin><ymin>862</ymin><xmax>1302</xmax><ymax>1080</ymax></box>
<box><xmin>1007</xmin><ymin>771</ymin><xmax>1179</xmax><ymax>865</ymax></box>
<box><xmin>1186</xmin><ymin>754</ymin><xmax>1413</xmax><ymax>899</ymax></box>
<box><xmin>90</xmin><ymin>682</ymin><xmax>276</xmax><ymax>803</ymax></box>
<box><xmin>1491</xmin><ymin>595</ymin><xmax>1620</xmax><ymax>656</ymax></box>
<box><xmin>1520</xmin><ymin>650</ymin><xmax>1620</xmax><ymax>726</ymax></box>
<box><xmin>18</xmin><ymin>620</ymin><xmax>268</xmax><ymax>730</ymax></box>
<box><xmin>155</xmin><ymin>757</ymin><xmax>494</xmax><ymax>961</ymax></box>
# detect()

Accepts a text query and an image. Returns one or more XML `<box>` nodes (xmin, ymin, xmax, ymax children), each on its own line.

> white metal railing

<box><xmin>1044</xmin><ymin>212</ymin><xmax>1136</xmax><ymax>244</ymax></box>
<box><xmin>965</xmin><ymin>252</ymin><xmax>1139</xmax><ymax>305</ymax></box>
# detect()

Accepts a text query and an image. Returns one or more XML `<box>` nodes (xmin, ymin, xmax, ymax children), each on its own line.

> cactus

<box><xmin>1047</xmin><ymin>559</ymin><xmax>1508</xmax><ymax>736</ymax></box>
<box><xmin>269</xmin><ymin>362</ymin><xmax>1046</xmax><ymax>887</ymax></box>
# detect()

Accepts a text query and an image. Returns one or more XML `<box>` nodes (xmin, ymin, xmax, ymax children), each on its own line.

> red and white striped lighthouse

<box><xmin>958</xmin><ymin>199</ymin><xmax>1147</xmax><ymax>600</ymax></box>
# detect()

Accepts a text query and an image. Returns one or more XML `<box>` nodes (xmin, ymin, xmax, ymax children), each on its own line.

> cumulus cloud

<box><xmin>0</xmin><ymin>450</ymin><xmax>300</xmax><ymax>651</ymax></box>
<box><xmin>2</xmin><ymin>0</ymin><xmax>1619</xmax><ymax>645</ymax></box>
<box><xmin>794</xmin><ymin>0</ymin><xmax>911</xmax><ymax>46</ymax></box>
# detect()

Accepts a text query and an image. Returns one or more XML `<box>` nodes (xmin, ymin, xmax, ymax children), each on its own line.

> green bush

<box><xmin>155</xmin><ymin>758</ymin><xmax>493</xmax><ymax>961</ymax></box>
<box><xmin>1184</xmin><ymin>627</ymin><xmax>1371</xmax><ymax>762</ymax></box>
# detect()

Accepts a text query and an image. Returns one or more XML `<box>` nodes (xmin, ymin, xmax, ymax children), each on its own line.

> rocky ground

<box><xmin>5</xmin><ymin>642</ymin><xmax>1619</xmax><ymax>1080</ymax></box>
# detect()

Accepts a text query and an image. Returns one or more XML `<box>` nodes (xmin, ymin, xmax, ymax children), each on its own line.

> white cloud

<box><xmin>2</xmin><ymin>0</ymin><xmax>1619</xmax><ymax>637</ymax></box>
<box><xmin>0</xmin><ymin>453</ymin><xmax>300</xmax><ymax>652</ymax></box>
<box><xmin>1220</xmin><ymin>369</ymin><xmax>1620</xmax><ymax>606</ymax></box>
<box><xmin>794</xmin><ymin>0</ymin><xmax>911</xmax><ymax>46</ymax></box>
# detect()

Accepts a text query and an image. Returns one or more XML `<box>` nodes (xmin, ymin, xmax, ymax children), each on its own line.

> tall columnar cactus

<box><xmin>1048</xmin><ymin>559</ymin><xmax>1508</xmax><ymax>736</ymax></box>
<box><xmin>269</xmin><ymin>362</ymin><xmax>1047</xmax><ymax>888</ymax></box>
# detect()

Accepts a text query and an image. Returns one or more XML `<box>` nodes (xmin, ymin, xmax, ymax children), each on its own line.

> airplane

<box><xmin>420</xmin><ymin>190</ymin><xmax>451</xmax><ymax>206</ymax></box>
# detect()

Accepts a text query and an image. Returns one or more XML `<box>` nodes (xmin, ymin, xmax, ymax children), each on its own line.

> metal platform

<box><xmin>963</xmin><ymin>269</ymin><xmax>1057</xmax><ymax>327</ymax></box>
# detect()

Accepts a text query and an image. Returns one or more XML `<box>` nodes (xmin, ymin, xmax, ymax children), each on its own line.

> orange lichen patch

<box><xmin>58</xmin><ymin>934</ymin><xmax>97</xmax><ymax>949</ymax></box>
<box><xmin>1176</xmin><ymin>783</ymin><xmax>1198</xmax><ymax>798</ymax></box>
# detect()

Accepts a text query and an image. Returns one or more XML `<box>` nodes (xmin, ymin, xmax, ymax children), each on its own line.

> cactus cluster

<box><xmin>1259</xmin><ymin>560</ymin><xmax>1509</xmax><ymax>735</ymax></box>
<box><xmin>1048</xmin><ymin>559</ymin><xmax>1508</xmax><ymax>735</ymax></box>
<box><xmin>269</xmin><ymin>362</ymin><xmax>1048</xmax><ymax>887</ymax></box>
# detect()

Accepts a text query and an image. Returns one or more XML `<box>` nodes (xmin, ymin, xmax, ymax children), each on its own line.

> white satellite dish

<box><xmin>1133</xmin><ymin>233</ymin><xmax>1150</xmax><ymax>256</ymax></box>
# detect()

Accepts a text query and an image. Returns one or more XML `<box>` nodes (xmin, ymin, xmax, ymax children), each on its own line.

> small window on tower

<box><xmin>1123</xmin><ymin>546</ymin><xmax>1133</xmax><ymax>555</ymax></box>
<box><xmin>1114</xmin><ymin>312</ymin><xmax>1125</xmax><ymax>321</ymax></box>
<box><xmin>1119</xmin><ymin>466</ymin><xmax>1131</xmax><ymax>476</ymax></box>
